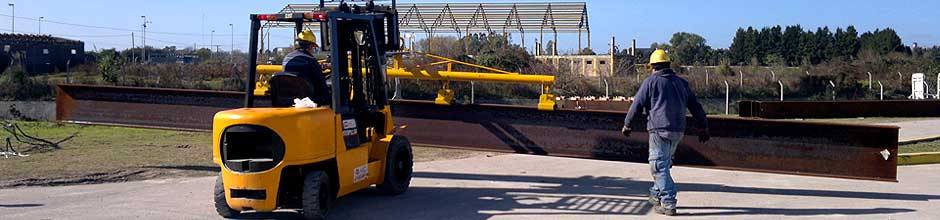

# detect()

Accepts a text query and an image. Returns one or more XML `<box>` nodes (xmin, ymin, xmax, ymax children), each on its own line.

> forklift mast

<box><xmin>244</xmin><ymin>0</ymin><xmax>400</xmax><ymax>109</ymax></box>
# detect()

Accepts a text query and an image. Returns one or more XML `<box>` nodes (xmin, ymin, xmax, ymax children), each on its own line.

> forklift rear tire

<box><xmin>214</xmin><ymin>174</ymin><xmax>241</xmax><ymax>218</ymax></box>
<box><xmin>302</xmin><ymin>171</ymin><xmax>333</xmax><ymax>220</ymax></box>
<box><xmin>376</xmin><ymin>136</ymin><xmax>413</xmax><ymax>195</ymax></box>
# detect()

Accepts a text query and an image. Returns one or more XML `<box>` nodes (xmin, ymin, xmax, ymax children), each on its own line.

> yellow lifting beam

<box><xmin>254</xmin><ymin>53</ymin><xmax>556</xmax><ymax>111</ymax></box>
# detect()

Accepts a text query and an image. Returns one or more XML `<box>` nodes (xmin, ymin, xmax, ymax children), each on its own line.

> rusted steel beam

<box><xmin>392</xmin><ymin>100</ymin><xmax>898</xmax><ymax>182</ymax></box>
<box><xmin>56</xmin><ymin>84</ymin><xmax>899</xmax><ymax>181</ymax></box>
<box><xmin>739</xmin><ymin>100</ymin><xmax>940</xmax><ymax>119</ymax></box>
<box><xmin>556</xmin><ymin>100</ymin><xmax>630</xmax><ymax>112</ymax></box>
<box><xmin>56</xmin><ymin>84</ymin><xmax>243</xmax><ymax>131</ymax></box>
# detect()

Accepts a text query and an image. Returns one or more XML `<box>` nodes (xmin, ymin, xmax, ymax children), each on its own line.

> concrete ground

<box><xmin>1</xmin><ymin>154</ymin><xmax>937</xmax><ymax>220</ymax></box>
<box><xmin>878</xmin><ymin>119</ymin><xmax>940</xmax><ymax>142</ymax></box>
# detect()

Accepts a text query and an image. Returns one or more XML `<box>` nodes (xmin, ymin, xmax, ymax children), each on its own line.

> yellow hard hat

<box><xmin>297</xmin><ymin>30</ymin><xmax>318</xmax><ymax>46</ymax></box>
<box><xmin>649</xmin><ymin>49</ymin><xmax>671</xmax><ymax>64</ymax></box>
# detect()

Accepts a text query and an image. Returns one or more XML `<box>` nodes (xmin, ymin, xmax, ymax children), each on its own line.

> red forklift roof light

<box><xmin>304</xmin><ymin>13</ymin><xmax>327</xmax><ymax>20</ymax></box>
<box><xmin>257</xmin><ymin>14</ymin><xmax>279</xmax><ymax>21</ymax></box>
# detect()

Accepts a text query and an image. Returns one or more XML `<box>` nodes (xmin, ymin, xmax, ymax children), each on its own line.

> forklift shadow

<box><xmin>324</xmin><ymin>171</ymin><xmax>928</xmax><ymax>219</ymax></box>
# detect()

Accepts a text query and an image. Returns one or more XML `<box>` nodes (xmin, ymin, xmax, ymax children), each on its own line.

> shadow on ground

<box><xmin>142</xmin><ymin>165</ymin><xmax>221</xmax><ymax>172</ymax></box>
<box><xmin>0</xmin><ymin>204</ymin><xmax>44</xmax><ymax>208</ymax></box>
<box><xmin>324</xmin><ymin>172</ymin><xmax>928</xmax><ymax>219</ymax></box>
<box><xmin>142</xmin><ymin>167</ymin><xmax>929</xmax><ymax>219</ymax></box>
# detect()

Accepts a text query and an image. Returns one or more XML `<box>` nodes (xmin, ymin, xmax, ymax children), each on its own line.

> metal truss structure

<box><xmin>264</xmin><ymin>2</ymin><xmax>590</xmax><ymax>54</ymax></box>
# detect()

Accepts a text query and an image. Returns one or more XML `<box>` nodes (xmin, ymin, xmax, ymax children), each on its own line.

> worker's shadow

<box><xmin>326</xmin><ymin>171</ymin><xmax>928</xmax><ymax>219</ymax></box>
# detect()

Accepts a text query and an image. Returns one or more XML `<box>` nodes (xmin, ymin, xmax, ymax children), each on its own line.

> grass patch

<box><xmin>900</xmin><ymin>140</ymin><xmax>940</xmax><ymax>154</ymax></box>
<box><xmin>0</xmin><ymin>121</ymin><xmax>213</xmax><ymax>184</ymax></box>
<box><xmin>0</xmin><ymin>121</ymin><xmax>491</xmax><ymax>187</ymax></box>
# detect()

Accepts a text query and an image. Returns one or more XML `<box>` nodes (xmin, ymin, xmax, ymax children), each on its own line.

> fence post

<box><xmin>603</xmin><ymin>78</ymin><xmax>609</xmax><ymax>98</ymax></box>
<box><xmin>828</xmin><ymin>80</ymin><xmax>836</xmax><ymax>100</ymax></box>
<box><xmin>392</xmin><ymin>78</ymin><xmax>401</xmax><ymax>100</ymax></box>
<box><xmin>924</xmin><ymin>80</ymin><xmax>932</xmax><ymax>99</ymax></box>
<box><xmin>705</xmin><ymin>69</ymin><xmax>709</xmax><ymax>88</ymax></box>
<box><xmin>470</xmin><ymin>81</ymin><xmax>475</xmax><ymax>104</ymax></box>
<box><xmin>867</xmin><ymin>72</ymin><xmax>873</xmax><ymax>90</ymax></box>
<box><xmin>739</xmin><ymin>70</ymin><xmax>744</xmax><ymax>88</ymax></box>
<box><xmin>778</xmin><ymin>80</ymin><xmax>784</xmax><ymax>101</ymax></box>
<box><xmin>878</xmin><ymin>81</ymin><xmax>884</xmax><ymax>100</ymax></box>
<box><xmin>636</xmin><ymin>71</ymin><xmax>640</xmax><ymax>84</ymax></box>
<box><xmin>724</xmin><ymin>80</ymin><xmax>730</xmax><ymax>115</ymax></box>
<box><xmin>66</xmin><ymin>59</ymin><xmax>72</xmax><ymax>84</ymax></box>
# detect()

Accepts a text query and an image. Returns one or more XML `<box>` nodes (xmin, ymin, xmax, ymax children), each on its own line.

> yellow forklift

<box><xmin>212</xmin><ymin>1</ymin><xmax>411</xmax><ymax>219</ymax></box>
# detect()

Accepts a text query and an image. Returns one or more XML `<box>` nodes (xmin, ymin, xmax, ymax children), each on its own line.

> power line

<box><xmin>56</xmin><ymin>33</ymin><xmax>131</xmax><ymax>38</ymax></box>
<box><xmin>0</xmin><ymin>13</ymin><xmax>250</xmax><ymax>37</ymax></box>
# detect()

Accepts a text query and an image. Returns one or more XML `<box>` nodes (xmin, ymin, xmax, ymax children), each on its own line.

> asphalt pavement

<box><xmin>878</xmin><ymin>119</ymin><xmax>940</xmax><ymax>142</ymax></box>
<box><xmin>1</xmin><ymin>154</ymin><xmax>938</xmax><ymax>220</ymax></box>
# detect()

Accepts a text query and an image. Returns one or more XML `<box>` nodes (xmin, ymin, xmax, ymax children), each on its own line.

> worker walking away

<box><xmin>283</xmin><ymin>30</ymin><xmax>331</xmax><ymax>105</ymax></box>
<box><xmin>621</xmin><ymin>49</ymin><xmax>710</xmax><ymax>216</ymax></box>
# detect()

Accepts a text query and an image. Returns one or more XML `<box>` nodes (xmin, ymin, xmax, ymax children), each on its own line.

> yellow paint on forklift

<box><xmin>336</xmin><ymin>144</ymin><xmax>371</xmax><ymax>196</ymax></box>
<box><xmin>213</xmin><ymin>107</ymin><xmax>337</xmax><ymax>164</ymax></box>
<box><xmin>898</xmin><ymin>152</ymin><xmax>940</xmax><ymax>165</ymax></box>
<box><xmin>221</xmin><ymin>167</ymin><xmax>283</xmax><ymax>212</ymax></box>
<box><xmin>212</xmin><ymin>107</ymin><xmax>339</xmax><ymax>212</ymax></box>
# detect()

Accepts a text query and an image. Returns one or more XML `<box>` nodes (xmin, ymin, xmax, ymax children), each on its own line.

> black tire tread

<box><xmin>214</xmin><ymin>174</ymin><xmax>241</xmax><ymax>218</ymax></box>
<box><xmin>302</xmin><ymin>171</ymin><xmax>331</xmax><ymax>220</ymax></box>
<box><xmin>376</xmin><ymin>136</ymin><xmax>413</xmax><ymax>195</ymax></box>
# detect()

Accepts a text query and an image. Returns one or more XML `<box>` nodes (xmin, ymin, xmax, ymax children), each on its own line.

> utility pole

<box><xmin>131</xmin><ymin>32</ymin><xmax>136</xmax><ymax>63</ymax></box>
<box><xmin>229</xmin><ymin>23</ymin><xmax>234</xmax><ymax>63</ymax></box>
<box><xmin>210</xmin><ymin>30</ymin><xmax>215</xmax><ymax>59</ymax></box>
<box><xmin>38</xmin><ymin>16</ymin><xmax>43</xmax><ymax>35</ymax></box>
<box><xmin>8</xmin><ymin>3</ymin><xmax>13</xmax><ymax>33</ymax></box>
<box><xmin>141</xmin><ymin>15</ymin><xmax>151</xmax><ymax>63</ymax></box>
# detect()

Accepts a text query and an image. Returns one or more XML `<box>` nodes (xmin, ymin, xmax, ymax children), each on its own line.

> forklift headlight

<box><xmin>221</xmin><ymin>125</ymin><xmax>285</xmax><ymax>173</ymax></box>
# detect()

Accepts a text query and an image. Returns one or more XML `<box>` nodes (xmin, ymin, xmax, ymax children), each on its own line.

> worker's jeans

<box><xmin>648</xmin><ymin>130</ymin><xmax>682</xmax><ymax>209</ymax></box>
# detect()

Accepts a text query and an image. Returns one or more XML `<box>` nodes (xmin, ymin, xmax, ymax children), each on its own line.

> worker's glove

<box><xmin>621</xmin><ymin>126</ymin><xmax>632</xmax><ymax>137</ymax></box>
<box><xmin>697</xmin><ymin>129</ymin><xmax>711</xmax><ymax>143</ymax></box>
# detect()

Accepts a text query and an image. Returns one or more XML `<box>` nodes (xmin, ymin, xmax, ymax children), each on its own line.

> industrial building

<box><xmin>0</xmin><ymin>33</ymin><xmax>85</xmax><ymax>74</ymax></box>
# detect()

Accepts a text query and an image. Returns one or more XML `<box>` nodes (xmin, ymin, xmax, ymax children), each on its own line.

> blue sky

<box><xmin>5</xmin><ymin>0</ymin><xmax>938</xmax><ymax>52</ymax></box>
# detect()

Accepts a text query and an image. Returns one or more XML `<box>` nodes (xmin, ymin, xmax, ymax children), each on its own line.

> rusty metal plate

<box><xmin>739</xmin><ymin>100</ymin><xmax>940</xmax><ymax>119</ymax></box>
<box><xmin>556</xmin><ymin>100</ymin><xmax>631</xmax><ymax>112</ymax></box>
<box><xmin>392</xmin><ymin>100</ymin><xmax>899</xmax><ymax>182</ymax></box>
<box><xmin>56</xmin><ymin>84</ymin><xmax>899</xmax><ymax>181</ymax></box>
<box><xmin>56</xmin><ymin>84</ymin><xmax>244</xmax><ymax>131</ymax></box>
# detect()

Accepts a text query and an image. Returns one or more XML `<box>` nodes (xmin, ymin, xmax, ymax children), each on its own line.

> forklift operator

<box><xmin>283</xmin><ymin>30</ymin><xmax>332</xmax><ymax>106</ymax></box>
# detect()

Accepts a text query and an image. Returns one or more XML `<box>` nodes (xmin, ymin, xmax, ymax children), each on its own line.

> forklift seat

<box><xmin>268</xmin><ymin>72</ymin><xmax>319</xmax><ymax>107</ymax></box>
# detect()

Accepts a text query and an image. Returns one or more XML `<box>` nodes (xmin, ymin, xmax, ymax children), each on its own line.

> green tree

<box><xmin>799</xmin><ymin>29</ymin><xmax>818</xmax><ymax>65</ymax></box>
<box><xmin>728</xmin><ymin>28</ymin><xmax>748</xmax><ymax>64</ymax></box>
<box><xmin>813</xmin><ymin>27</ymin><xmax>834</xmax><ymax>63</ymax></box>
<box><xmin>578</xmin><ymin>47</ymin><xmax>596</xmax><ymax>55</ymax></box>
<box><xmin>833</xmin><ymin>26</ymin><xmax>860</xmax><ymax>59</ymax></box>
<box><xmin>859</xmin><ymin>28</ymin><xmax>903</xmax><ymax>55</ymax></box>
<box><xmin>667</xmin><ymin>32</ymin><xmax>712</xmax><ymax>66</ymax></box>
<box><xmin>781</xmin><ymin>25</ymin><xmax>804</xmax><ymax>66</ymax></box>
<box><xmin>729</xmin><ymin>27</ymin><xmax>761</xmax><ymax>65</ymax></box>
<box><xmin>98</xmin><ymin>49</ymin><xmax>124</xmax><ymax>83</ymax></box>
<box><xmin>764</xmin><ymin>53</ymin><xmax>785</xmax><ymax>67</ymax></box>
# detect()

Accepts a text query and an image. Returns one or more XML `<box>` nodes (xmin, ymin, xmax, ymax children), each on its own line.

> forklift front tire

<box><xmin>376</xmin><ymin>136</ymin><xmax>414</xmax><ymax>195</ymax></box>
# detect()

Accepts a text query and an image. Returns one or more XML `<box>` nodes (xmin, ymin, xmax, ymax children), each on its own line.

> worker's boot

<box><xmin>648</xmin><ymin>194</ymin><xmax>660</xmax><ymax>206</ymax></box>
<box><xmin>654</xmin><ymin>203</ymin><xmax>677</xmax><ymax>216</ymax></box>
